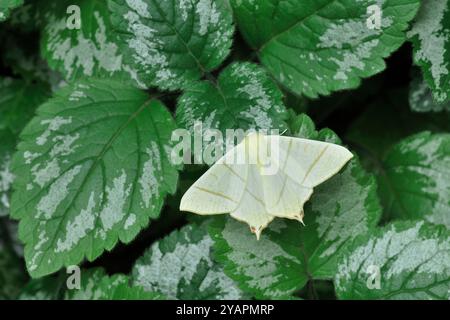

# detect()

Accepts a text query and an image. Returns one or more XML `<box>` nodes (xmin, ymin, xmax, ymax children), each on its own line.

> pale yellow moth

<box><xmin>180</xmin><ymin>132</ymin><xmax>353</xmax><ymax>239</ymax></box>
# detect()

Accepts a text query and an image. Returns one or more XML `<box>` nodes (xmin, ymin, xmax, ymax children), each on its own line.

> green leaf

<box><xmin>346</xmin><ymin>90</ymin><xmax>450</xmax><ymax>159</ymax></box>
<box><xmin>65</xmin><ymin>268</ymin><xmax>163</xmax><ymax>300</ymax></box>
<box><xmin>11</xmin><ymin>78</ymin><xmax>180</xmax><ymax>278</ymax></box>
<box><xmin>176</xmin><ymin>62</ymin><xmax>289</xmax><ymax>134</ymax></box>
<box><xmin>335</xmin><ymin>221</ymin><xmax>450</xmax><ymax>299</ymax></box>
<box><xmin>0</xmin><ymin>0</ymin><xmax>23</xmax><ymax>21</ymax></box>
<box><xmin>231</xmin><ymin>0</ymin><xmax>420</xmax><ymax>98</ymax></box>
<box><xmin>409</xmin><ymin>73</ymin><xmax>450</xmax><ymax>112</ymax></box>
<box><xmin>288</xmin><ymin>112</ymin><xmax>319</xmax><ymax>140</ymax></box>
<box><xmin>209</xmin><ymin>115</ymin><xmax>381</xmax><ymax>299</ymax></box>
<box><xmin>408</xmin><ymin>0</ymin><xmax>450</xmax><ymax>103</ymax></box>
<box><xmin>20</xmin><ymin>268</ymin><xmax>161</xmax><ymax>300</ymax></box>
<box><xmin>108</xmin><ymin>0</ymin><xmax>234</xmax><ymax>91</ymax></box>
<box><xmin>132</xmin><ymin>223</ymin><xmax>245</xmax><ymax>300</ymax></box>
<box><xmin>40</xmin><ymin>0</ymin><xmax>141</xmax><ymax>86</ymax></box>
<box><xmin>0</xmin><ymin>247</ymin><xmax>26</xmax><ymax>299</ymax></box>
<box><xmin>378</xmin><ymin>132</ymin><xmax>450</xmax><ymax>229</ymax></box>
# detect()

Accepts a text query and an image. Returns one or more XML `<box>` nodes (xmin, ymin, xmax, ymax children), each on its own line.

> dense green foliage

<box><xmin>0</xmin><ymin>0</ymin><xmax>449</xmax><ymax>300</ymax></box>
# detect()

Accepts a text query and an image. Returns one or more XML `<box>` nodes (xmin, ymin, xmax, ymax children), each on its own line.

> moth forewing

<box><xmin>298</xmin><ymin>142</ymin><xmax>354</xmax><ymax>188</ymax></box>
<box><xmin>179</xmin><ymin>141</ymin><xmax>248</xmax><ymax>215</ymax></box>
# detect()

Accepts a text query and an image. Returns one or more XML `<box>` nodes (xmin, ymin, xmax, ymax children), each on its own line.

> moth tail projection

<box><xmin>250</xmin><ymin>226</ymin><xmax>263</xmax><ymax>240</ymax></box>
<box><xmin>294</xmin><ymin>210</ymin><xmax>305</xmax><ymax>226</ymax></box>
<box><xmin>248</xmin><ymin>209</ymin><xmax>306</xmax><ymax>241</ymax></box>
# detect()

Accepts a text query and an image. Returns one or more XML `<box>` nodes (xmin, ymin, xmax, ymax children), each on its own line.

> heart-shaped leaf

<box><xmin>335</xmin><ymin>221</ymin><xmax>450</xmax><ymax>299</ymax></box>
<box><xmin>11</xmin><ymin>79</ymin><xmax>180</xmax><ymax>277</ymax></box>
<box><xmin>133</xmin><ymin>223</ymin><xmax>244</xmax><ymax>300</ymax></box>
<box><xmin>109</xmin><ymin>0</ymin><xmax>234</xmax><ymax>91</ymax></box>
<box><xmin>232</xmin><ymin>0</ymin><xmax>420</xmax><ymax>97</ymax></box>
<box><xmin>176</xmin><ymin>62</ymin><xmax>289</xmax><ymax>134</ymax></box>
